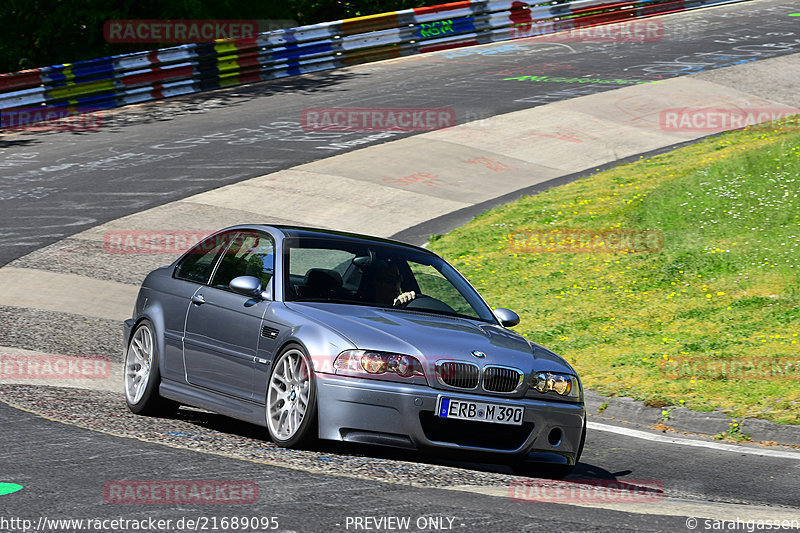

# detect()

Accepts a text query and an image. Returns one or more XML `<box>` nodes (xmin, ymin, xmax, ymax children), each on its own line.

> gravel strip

<box><xmin>0</xmin><ymin>306</ymin><xmax>122</xmax><ymax>361</ymax></box>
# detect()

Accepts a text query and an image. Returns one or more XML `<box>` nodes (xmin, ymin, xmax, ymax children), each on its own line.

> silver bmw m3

<box><xmin>124</xmin><ymin>225</ymin><xmax>586</xmax><ymax>477</ymax></box>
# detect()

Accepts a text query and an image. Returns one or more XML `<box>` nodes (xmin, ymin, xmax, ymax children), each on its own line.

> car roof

<box><xmin>262</xmin><ymin>224</ymin><xmax>433</xmax><ymax>254</ymax></box>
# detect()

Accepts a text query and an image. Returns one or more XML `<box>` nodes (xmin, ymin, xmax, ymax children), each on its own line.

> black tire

<box><xmin>124</xmin><ymin>319</ymin><xmax>178</xmax><ymax>416</ymax></box>
<box><xmin>265</xmin><ymin>343</ymin><xmax>318</xmax><ymax>447</ymax></box>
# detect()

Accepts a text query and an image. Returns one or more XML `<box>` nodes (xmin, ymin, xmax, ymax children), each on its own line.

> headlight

<box><xmin>529</xmin><ymin>372</ymin><xmax>582</xmax><ymax>400</ymax></box>
<box><xmin>334</xmin><ymin>350</ymin><xmax>425</xmax><ymax>380</ymax></box>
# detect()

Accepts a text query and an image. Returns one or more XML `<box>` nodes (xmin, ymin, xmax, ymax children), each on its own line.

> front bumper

<box><xmin>316</xmin><ymin>373</ymin><xmax>585</xmax><ymax>463</ymax></box>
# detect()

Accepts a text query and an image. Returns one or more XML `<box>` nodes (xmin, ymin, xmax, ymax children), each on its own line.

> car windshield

<box><xmin>283</xmin><ymin>237</ymin><xmax>496</xmax><ymax>323</ymax></box>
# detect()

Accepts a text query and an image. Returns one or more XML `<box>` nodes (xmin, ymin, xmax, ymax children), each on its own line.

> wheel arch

<box><xmin>127</xmin><ymin>300</ymin><xmax>168</xmax><ymax>374</ymax></box>
<box><xmin>275</xmin><ymin>318</ymin><xmax>355</xmax><ymax>375</ymax></box>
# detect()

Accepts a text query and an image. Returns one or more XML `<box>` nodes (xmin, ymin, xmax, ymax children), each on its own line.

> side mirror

<box><xmin>230</xmin><ymin>276</ymin><xmax>268</xmax><ymax>300</ymax></box>
<box><xmin>494</xmin><ymin>308</ymin><xmax>520</xmax><ymax>327</ymax></box>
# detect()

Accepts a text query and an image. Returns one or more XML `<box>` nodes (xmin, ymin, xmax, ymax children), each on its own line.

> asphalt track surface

<box><xmin>2</xmin><ymin>0</ymin><xmax>800</xmax><ymax>266</ymax></box>
<box><xmin>3</xmin><ymin>396</ymin><xmax>800</xmax><ymax>532</ymax></box>
<box><xmin>3</xmin><ymin>402</ymin><xmax>694</xmax><ymax>533</ymax></box>
<box><xmin>2</xmin><ymin>1</ymin><xmax>800</xmax><ymax>531</ymax></box>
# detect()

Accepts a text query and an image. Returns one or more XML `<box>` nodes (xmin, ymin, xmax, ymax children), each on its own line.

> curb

<box><xmin>585</xmin><ymin>390</ymin><xmax>800</xmax><ymax>447</ymax></box>
<box><xmin>391</xmin><ymin>134</ymin><xmax>721</xmax><ymax>246</ymax></box>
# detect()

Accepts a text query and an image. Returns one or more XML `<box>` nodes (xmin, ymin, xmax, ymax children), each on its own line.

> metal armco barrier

<box><xmin>0</xmin><ymin>0</ymin><xmax>752</xmax><ymax>116</ymax></box>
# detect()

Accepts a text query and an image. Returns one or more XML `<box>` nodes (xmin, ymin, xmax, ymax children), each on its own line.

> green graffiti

<box><xmin>0</xmin><ymin>483</ymin><xmax>23</xmax><ymax>496</ymax></box>
<box><xmin>419</xmin><ymin>20</ymin><xmax>454</xmax><ymax>38</ymax></box>
<box><xmin>503</xmin><ymin>75</ymin><xmax>659</xmax><ymax>85</ymax></box>
<box><xmin>790</xmin><ymin>12</ymin><xmax>800</xmax><ymax>15</ymax></box>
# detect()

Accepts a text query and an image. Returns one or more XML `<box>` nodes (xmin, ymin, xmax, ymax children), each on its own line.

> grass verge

<box><xmin>428</xmin><ymin>121</ymin><xmax>800</xmax><ymax>425</ymax></box>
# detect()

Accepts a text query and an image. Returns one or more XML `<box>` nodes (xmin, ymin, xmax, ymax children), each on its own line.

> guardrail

<box><xmin>0</xmin><ymin>0</ymin><xmax>750</xmax><ymax>118</ymax></box>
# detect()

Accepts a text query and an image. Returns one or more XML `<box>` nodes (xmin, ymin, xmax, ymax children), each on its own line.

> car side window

<box><xmin>210</xmin><ymin>231</ymin><xmax>275</xmax><ymax>292</ymax></box>
<box><xmin>174</xmin><ymin>231</ymin><xmax>236</xmax><ymax>284</ymax></box>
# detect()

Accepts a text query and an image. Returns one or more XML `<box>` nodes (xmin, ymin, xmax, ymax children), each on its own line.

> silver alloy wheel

<box><xmin>267</xmin><ymin>348</ymin><xmax>311</xmax><ymax>441</ymax></box>
<box><xmin>125</xmin><ymin>324</ymin><xmax>153</xmax><ymax>405</ymax></box>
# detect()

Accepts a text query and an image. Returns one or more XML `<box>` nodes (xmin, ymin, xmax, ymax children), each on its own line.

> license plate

<box><xmin>436</xmin><ymin>397</ymin><xmax>524</xmax><ymax>425</ymax></box>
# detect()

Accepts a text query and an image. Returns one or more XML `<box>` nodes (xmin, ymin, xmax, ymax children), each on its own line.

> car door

<box><xmin>160</xmin><ymin>230</ymin><xmax>238</xmax><ymax>383</ymax></box>
<box><xmin>183</xmin><ymin>230</ymin><xmax>275</xmax><ymax>400</ymax></box>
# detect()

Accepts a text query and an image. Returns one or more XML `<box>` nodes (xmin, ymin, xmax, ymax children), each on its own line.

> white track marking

<box><xmin>450</xmin><ymin>484</ymin><xmax>800</xmax><ymax>522</ymax></box>
<box><xmin>589</xmin><ymin>421</ymin><xmax>800</xmax><ymax>460</ymax></box>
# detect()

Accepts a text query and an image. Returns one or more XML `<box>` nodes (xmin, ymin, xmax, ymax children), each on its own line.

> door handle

<box><xmin>191</xmin><ymin>294</ymin><xmax>205</xmax><ymax>305</ymax></box>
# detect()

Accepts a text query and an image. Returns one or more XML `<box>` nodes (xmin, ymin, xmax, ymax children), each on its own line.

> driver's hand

<box><xmin>393</xmin><ymin>291</ymin><xmax>416</xmax><ymax>306</ymax></box>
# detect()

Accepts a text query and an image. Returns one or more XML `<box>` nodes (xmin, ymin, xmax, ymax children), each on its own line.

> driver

<box><xmin>360</xmin><ymin>259</ymin><xmax>417</xmax><ymax>306</ymax></box>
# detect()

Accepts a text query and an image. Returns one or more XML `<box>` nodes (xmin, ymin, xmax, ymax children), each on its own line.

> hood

<box><xmin>284</xmin><ymin>302</ymin><xmax>573</xmax><ymax>375</ymax></box>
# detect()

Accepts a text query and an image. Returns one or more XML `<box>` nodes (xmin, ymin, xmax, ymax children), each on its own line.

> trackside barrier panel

<box><xmin>0</xmin><ymin>0</ymin><xmax>754</xmax><ymax>116</ymax></box>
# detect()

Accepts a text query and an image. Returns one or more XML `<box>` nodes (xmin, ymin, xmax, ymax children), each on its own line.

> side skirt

<box><xmin>160</xmin><ymin>379</ymin><xmax>267</xmax><ymax>427</ymax></box>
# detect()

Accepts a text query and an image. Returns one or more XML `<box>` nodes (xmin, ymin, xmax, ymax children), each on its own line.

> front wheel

<box><xmin>124</xmin><ymin>319</ymin><xmax>178</xmax><ymax>416</ymax></box>
<box><xmin>266</xmin><ymin>344</ymin><xmax>318</xmax><ymax>447</ymax></box>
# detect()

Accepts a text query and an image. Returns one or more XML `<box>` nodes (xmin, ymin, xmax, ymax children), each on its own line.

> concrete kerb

<box><xmin>585</xmin><ymin>391</ymin><xmax>800</xmax><ymax>447</ymax></box>
<box><xmin>390</xmin><ymin>132</ymin><xmax>724</xmax><ymax>246</ymax></box>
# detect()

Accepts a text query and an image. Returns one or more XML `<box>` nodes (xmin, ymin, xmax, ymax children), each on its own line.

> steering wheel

<box><xmin>393</xmin><ymin>292</ymin><xmax>423</xmax><ymax>307</ymax></box>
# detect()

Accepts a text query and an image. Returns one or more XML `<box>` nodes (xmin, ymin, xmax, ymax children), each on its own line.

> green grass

<box><xmin>429</xmin><ymin>121</ymin><xmax>800</xmax><ymax>425</ymax></box>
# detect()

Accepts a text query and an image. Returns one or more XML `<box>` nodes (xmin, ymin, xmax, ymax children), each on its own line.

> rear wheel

<box><xmin>266</xmin><ymin>344</ymin><xmax>318</xmax><ymax>447</ymax></box>
<box><xmin>124</xmin><ymin>320</ymin><xmax>178</xmax><ymax>416</ymax></box>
